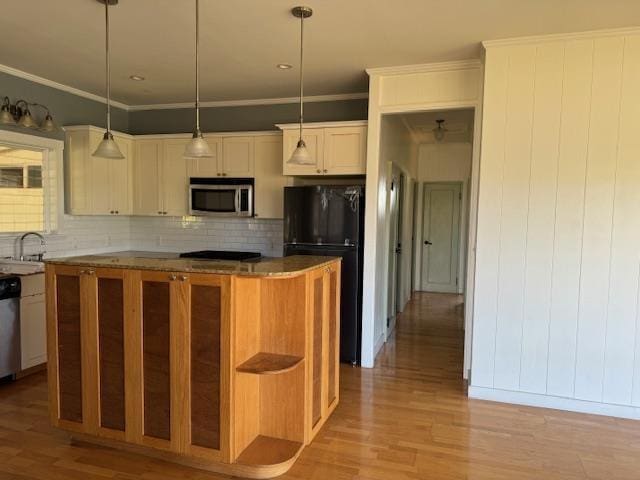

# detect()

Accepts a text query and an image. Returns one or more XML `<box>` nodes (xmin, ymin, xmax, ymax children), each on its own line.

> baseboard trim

<box><xmin>468</xmin><ymin>386</ymin><xmax>640</xmax><ymax>420</ymax></box>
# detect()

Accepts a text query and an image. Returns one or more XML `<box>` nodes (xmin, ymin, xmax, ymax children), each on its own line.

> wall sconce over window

<box><xmin>0</xmin><ymin>97</ymin><xmax>59</xmax><ymax>132</ymax></box>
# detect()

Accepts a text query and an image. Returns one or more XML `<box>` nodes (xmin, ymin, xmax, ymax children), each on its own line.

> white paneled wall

<box><xmin>470</xmin><ymin>30</ymin><xmax>640</xmax><ymax>417</ymax></box>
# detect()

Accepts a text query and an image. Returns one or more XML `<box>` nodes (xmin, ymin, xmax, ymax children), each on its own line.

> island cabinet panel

<box><xmin>55</xmin><ymin>271</ymin><xmax>83</xmax><ymax>424</ymax></box>
<box><xmin>97</xmin><ymin>275</ymin><xmax>126</xmax><ymax>433</ymax></box>
<box><xmin>141</xmin><ymin>278</ymin><xmax>172</xmax><ymax>442</ymax></box>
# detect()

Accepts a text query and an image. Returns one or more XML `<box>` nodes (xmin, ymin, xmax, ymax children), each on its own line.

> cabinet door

<box><xmin>89</xmin><ymin>130</ymin><xmax>113</xmax><ymax>215</ymax></box>
<box><xmin>282</xmin><ymin>128</ymin><xmax>324</xmax><ymax>176</ymax></box>
<box><xmin>324</xmin><ymin>126</ymin><xmax>367</xmax><ymax>175</ymax></box>
<box><xmin>162</xmin><ymin>140</ymin><xmax>189</xmax><ymax>216</ymax></box>
<box><xmin>20</xmin><ymin>293</ymin><xmax>47</xmax><ymax>370</ymax></box>
<box><xmin>187</xmin><ymin>137</ymin><xmax>222</xmax><ymax>177</ymax></box>
<box><xmin>254</xmin><ymin>136</ymin><xmax>289</xmax><ymax>219</ymax></box>
<box><xmin>66</xmin><ymin>130</ymin><xmax>92</xmax><ymax>215</ymax></box>
<box><xmin>221</xmin><ymin>136</ymin><xmax>255</xmax><ymax>177</ymax></box>
<box><xmin>110</xmin><ymin>137</ymin><xmax>133</xmax><ymax>215</ymax></box>
<box><xmin>133</xmin><ymin>140</ymin><xmax>163</xmax><ymax>215</ymax></box>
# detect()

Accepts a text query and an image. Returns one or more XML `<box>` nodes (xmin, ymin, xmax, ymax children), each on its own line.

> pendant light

<box><xmin>287</xmin><ymin>6</ymin><xmax>314</xmax><ymax>165</ymax></box>
<box><xmin>0</xmin><ymin>97</ymin><xmax>16</xmax><ymax>125</ymax></box>
<box><xmin>184</xmin><ymin>0</ymin><xmax>213</xmax><ymax>158</ymax></box>
<box><xmin>433</xmin><ymin>119</ymin><xmax>447</xmax><ymax>142</ymax></box>
<box><xmin>93</xmin><ymin>0</ymin><xmax>124</xmax><ymax>159</ymax></box>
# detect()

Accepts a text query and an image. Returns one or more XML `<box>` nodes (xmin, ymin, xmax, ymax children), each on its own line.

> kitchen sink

<box><xmin>0</xmin><ymin>259</ymin><xmax>45</xmax><ymax>275</ymax></box>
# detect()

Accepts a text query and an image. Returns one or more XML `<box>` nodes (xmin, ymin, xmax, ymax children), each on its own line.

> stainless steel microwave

<box><xmin>189</xmin><ymin>178</ymin><xmax>254</xmax><ymax>217</ymax></box>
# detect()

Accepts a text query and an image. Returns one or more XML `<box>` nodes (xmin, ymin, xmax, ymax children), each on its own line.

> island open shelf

<box><xmin>45</xmin><ymin>255</ymin><xmax>341</xmax><ymax>479</ymax></box>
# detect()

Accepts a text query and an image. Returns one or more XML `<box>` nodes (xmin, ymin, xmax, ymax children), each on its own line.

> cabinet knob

<box><xmin>109</xmin><ymin>210</ymin><xmax>114</xmax><ymax>214</ymax></box>
<box><xmin>115</xmin><ymin>210</ymin><xmax>119</xmax><ymax>215</ymax></box>
<box><xmin>164</xmin><ymin>211</ymin><xmax>168</xmax><ymax>215</ymax></box>
<box><xmin>217</xmin><ymin>173</ymin><xmax>221</xmax><ymax>176</ymax></box>
<box><xmin>179</xmin><ymin>275</ymin><xmax>187</xmax><ymax>282</ymax></box>
<box><xmin>157</xmin><ymin>211</ymin><xmax>162</xmax><ymax>215</ymax></box>
<box><xmin>223</xmin><ymin>173</ymin><xmax>227</xmax><ymax>176</ymax></box>
<box><xmin>316</xmin><ymin>169</ymin><xmax>321</xmax><ymax>173</ymax></box>
<box><xmin>81</xmin><ymin>269</ymin><xmax>95</xmax><ymax>276</ymax></box>
<box><xmin>169</xmin><ymin>274</ymin><xmax>177</xmax><ymax>281</ymax></box>
<box><xmin>323</xmin><ymin>169</ymin><xmax>328</xmax><ymax>173</ymax></box>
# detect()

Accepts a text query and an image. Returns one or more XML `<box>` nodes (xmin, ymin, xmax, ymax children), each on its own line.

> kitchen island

<box><xmin>45</xmin><ymin>254</ymin><xmax>341</xmax><ymax>479</ymax></box>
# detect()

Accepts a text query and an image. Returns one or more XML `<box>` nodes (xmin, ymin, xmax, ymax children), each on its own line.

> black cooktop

<box><xmin>179</xmin><ymin>250</ymin><xmax>262</xmax><ymax>261</ymax></box>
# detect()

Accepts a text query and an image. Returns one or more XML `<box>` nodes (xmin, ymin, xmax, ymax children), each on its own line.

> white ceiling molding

<box><xmin>0</xmin><ymin>60</ymin><xmax>368</xmax><ymax>112</ymax></box>
<box><xmin>127</xmin><ymin>92</ymin><xmax>369</xmax><ymax>112</ymax></box>
<box><xmin>366</xmin><ymin>59</ymin><xmax>482</xmax><ymax>77</ymax></box>
<box><xmin>0</xmin><ymin>62</ymin><xmax>130</xmax><ymax>111</ymax></box>
<box><xmin>482</xmin><ymin>26</ymin><xmax>640</xmax><ymax>48</ymax></box>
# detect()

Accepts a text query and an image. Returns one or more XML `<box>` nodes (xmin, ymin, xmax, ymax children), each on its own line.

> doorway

<box><xmin>387</xmin><ymin>165</ymin><xmax>404</xmax><ymax>334</ymax></box>
<box><xmin>420</xmin><ymin>182</ymin><xmax>462</xmax><ymax>293</ymax></box>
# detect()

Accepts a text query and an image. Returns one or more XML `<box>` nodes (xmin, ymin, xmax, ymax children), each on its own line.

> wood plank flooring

<box><xmin>3</xmin><ymin>292</ymin><xmax>640</xmax><ymax>479</ymax></box>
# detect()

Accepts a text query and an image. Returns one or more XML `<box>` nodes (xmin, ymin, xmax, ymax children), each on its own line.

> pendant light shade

<box><xmin>185</xmin><ymin>130</ymin><xmax>213</xmax><ymax>158</ymax></box>
<box><xmin>433</xmin><ymin>119</ymin><xmax>447</xmax><ymax>142</ymax></box>
<box><xmin>18</xmin><ymin>108</ymin><xmax>38</xmax><ymax>128</ymax></box>
<box><xmin>40</xmin><ymin>113</ymin><xmax>57</xmax><ymax>132</ymax></box>
<box><xmin>184</xmin><ymin>0</ymin><xmax>213</xmax><ymax>158</ymax></box>
<box><xmin>93</xmin><ymin>131</ymin><xmax>125</xmax><ymax>159</ymax></box>
<box><xmin>93</xmin><ymin>0</ymin><xmax>124</xmax><ymax>159</ymax></box>
<box><xmin>287</xmin><ymin>6</ymin><xmax>315</xmax><ymax>165</ymax></box>
<box><xmin>0</xmin><ymin>98</ymin><xmax>16</xmax><ymax>125</ymax></box>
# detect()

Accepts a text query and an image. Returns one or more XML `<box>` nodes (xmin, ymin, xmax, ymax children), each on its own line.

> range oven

<box><xmin>189</xmin><ymin>177</ymin><xmax>254</xmax><ymax>217</ymax></box>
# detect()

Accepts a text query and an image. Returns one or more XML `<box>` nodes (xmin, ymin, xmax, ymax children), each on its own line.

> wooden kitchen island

<box><xmin>45</xmin><ymin>254</ymin><xmax>341</xmax><ymax>479</ymax></box>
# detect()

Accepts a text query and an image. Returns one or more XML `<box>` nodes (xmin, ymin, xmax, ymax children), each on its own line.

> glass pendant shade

<box><xmin>288</xmin><ymin>139</ymin><xmax>314</xmax><ymax>165</ymax></box>
<box><xmin>18</xmin><ymin>110</ymin><xmax>38</xmax><ymax>128</ymax></box>
<box><xmin>184</xmin><ymin>130</ymin><xmax>213</xmax><ymax>158</ymax></box>
<box><xmin>0</xmin><ymin>107</ymin><xmax>15</xmax><ymax>125</ymax></box>
<box><xmin>40</xmin><ymin>114</ymin><xmax>57</xmax><ymax>132</ymax></box>
<box><xmin>93</xmin><ymin>131</ymin><xmax>125</xmax><ymax>159</ymax></box>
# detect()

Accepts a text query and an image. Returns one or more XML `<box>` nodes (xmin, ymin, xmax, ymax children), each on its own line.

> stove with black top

<box><xmin>179</xmin><ymin>250</ymin><xmax>262</xmax><ymax>261</ymax></box>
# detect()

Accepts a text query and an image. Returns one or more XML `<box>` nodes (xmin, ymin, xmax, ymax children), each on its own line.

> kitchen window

<box><xmin>0</xmin><ymin>145</ymin><xmax>46</xmax><ymax>233</ymax></box>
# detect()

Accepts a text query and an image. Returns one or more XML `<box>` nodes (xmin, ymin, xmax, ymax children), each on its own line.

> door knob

<box><xmin>424</xmin><ymin>240</ymin><xmax>432</xmax><ymax>245</ymax></box>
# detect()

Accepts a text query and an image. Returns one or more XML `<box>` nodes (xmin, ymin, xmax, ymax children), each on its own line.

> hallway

<box><xmin>2</xmin><ymin>293</ymin><xmax>640</xmax><ymax>479</ymax></box>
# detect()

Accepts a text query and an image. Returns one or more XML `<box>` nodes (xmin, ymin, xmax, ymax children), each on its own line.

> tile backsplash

<box><xmin>129</xmin><ymin>216</ymin><xmax>284</xmax><ymax>257</ymax></box>
<box><xmin>0</xmin><ymin>214</ymin><xmax>284</xmax><ymax>260</ymax></box>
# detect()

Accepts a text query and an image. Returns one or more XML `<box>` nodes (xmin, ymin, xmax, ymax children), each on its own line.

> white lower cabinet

<box><xmin>20</xmin><ymin>274</ymin><xmax>46</xmax><ymax>371</ymax></box>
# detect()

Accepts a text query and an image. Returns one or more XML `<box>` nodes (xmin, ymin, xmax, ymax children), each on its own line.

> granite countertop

<box><xmin>44</xmin><ymin>252</ymin><xmax>340</xmax><ymax>277</ymax></box>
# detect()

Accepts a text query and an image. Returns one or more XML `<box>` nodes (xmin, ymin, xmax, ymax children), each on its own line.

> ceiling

<box><xmin>2</xmin><ymin>1</ymin><xmax>640</xmax><ymax>106</ymax></box>
<box><xmin>398</xmin><ymin>109</ymin><xmax>475</xmax><ymax>144</ymax></box>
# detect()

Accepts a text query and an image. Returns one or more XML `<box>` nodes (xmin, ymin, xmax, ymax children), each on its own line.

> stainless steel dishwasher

<box><xmin>0</xmin><ymin>276</ymin><xmax>21</xmax><ymax>379</ymax></box>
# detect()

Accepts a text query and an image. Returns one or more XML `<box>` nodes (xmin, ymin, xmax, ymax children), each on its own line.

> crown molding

<box><xmin>0</xmin><ymin>63</ymin><xmax>130</xmax><ymax>111</ymax></box>
<box><xmin>127</xmin><ymin>92</ymin><xmax>369</xmax><ymax>111</ymax></box>
<box><xmin>275</xmin><ymin>120</ymin><xmax>367</xmax><ymax>130</ymax></box>
<box><xmin>483</xmin><ymin>26</ymin><xmax>640</xmax><ymax>49</ymax></box>
<box><xmin>366</xmin><ymin>59</ymin><xmax>482</xmax><ymax>77</ymax></box>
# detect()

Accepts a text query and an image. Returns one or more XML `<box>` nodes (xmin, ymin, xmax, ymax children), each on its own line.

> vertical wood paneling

<box><xmin>471</xmin><ymin>48</ymin><xmax>509</xmax><ymax>387</ymax></box>
<box><xmin>546</xmin><ymin>39</ymin><xmax>594</xmax><ymax>397</ymax></box>
<box><xmin>604</xmin><ymin>35</ymin><xmax>640</xmax><ymax>405</ymax></box>
<box><xmin>493</xmin><ymin>45</ymin><xmax>536</xmax><ymax>390</ymax></box>
<box><xmin>574</xmin><ymin>37</ymin><xmax>625</xmax><ymax>402</ymax></box>
<box><xmin>519</xmin><ymin>44</ymin><xmax>564</xmax><ymax>393</ymax></box>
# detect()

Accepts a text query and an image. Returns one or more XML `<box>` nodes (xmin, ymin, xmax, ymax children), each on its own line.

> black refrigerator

<box><xmin>283</xmin><ymin>185</ymin><xmax>365</xmax><ymax>365</ymax></box>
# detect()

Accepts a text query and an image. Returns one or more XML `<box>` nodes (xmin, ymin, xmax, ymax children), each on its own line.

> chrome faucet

<box><xmin>19</xmin><ymin>232</ymin><xmax>46</xmax><ymax>261</ymax></box>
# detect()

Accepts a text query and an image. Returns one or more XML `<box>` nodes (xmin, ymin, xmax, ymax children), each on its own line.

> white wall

<box><xmin>414</xmin><ymin>143</ymin><xmax>472</xmax><ymax>294</ymax></box>
<box><xmin>470</xmin><ymin>28</ymin><xmax>640</xmax><ymax>418</ymax></box>
<box><xmin>362</xmin><ymin>61</ymin><xmax>482</xmax><ymax>368</ymax></box>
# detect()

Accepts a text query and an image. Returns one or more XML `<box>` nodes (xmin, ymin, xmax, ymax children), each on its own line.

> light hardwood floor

<box><xmin>2</xmin><ymin>292</ymin><xmax>640</xmax><ymax>479</ymax></box>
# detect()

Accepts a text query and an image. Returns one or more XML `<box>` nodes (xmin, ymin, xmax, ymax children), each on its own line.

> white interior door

<box><xmin>421</xmin><ymin>182</ymin><xmax>461</xmax><ymax>293</ymax></box>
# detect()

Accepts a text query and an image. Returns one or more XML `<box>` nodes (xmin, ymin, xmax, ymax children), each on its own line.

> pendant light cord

<box><xmin>298</xmin><ymin>11</ymin><xmax>304</xmax><ymax>142</ymax></box>
<box><xmin>195</xmin><ymin>0</ymin><xmax>200</xmax><ymax>133</ymax></box>
<box><xmin>105</xmin><ymin>0</ymin><xmax>111</xmax><ymax>133</ymax></box>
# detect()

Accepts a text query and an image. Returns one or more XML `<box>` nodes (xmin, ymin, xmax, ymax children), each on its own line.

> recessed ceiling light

<box><xmin>276</xmin><ymin>63</ymin><xmax>293</xmax><ymax>70</ymax></box>
<box><xmin>129</xmin><ymin>74</ymin><xmax>145</xmax><ymax>81</ymax></box>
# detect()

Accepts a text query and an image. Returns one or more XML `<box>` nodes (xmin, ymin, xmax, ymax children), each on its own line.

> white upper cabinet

<box><xmin>254</xmin><ymin>135</ymin><xmax>290</xmax><ymax>219</ymax></box>
<box><xmin>161</xmin><ymin>139</ymin><xmax>189</xmax><ymax>216</ymax></box>
<box><xmin>278</xmin><ymin>121</ymin><xmax>367</xmax><ymax>176</ymax></box>
<box><xmin>133</xmin><ymin>139</ymin><xmax>163</xmax><ymax>215</ymax></box>
<box><xmin>66</xmin><ymin>126</ymin><xmax>133</xmax><ymax>216</ymax></box>
<box><xmin>282</xmin><ymin>128</ymin><xmax>324</xmax><ymax>176</ymax></box>
<box><xmin>187</xmin><ymin>137</ymin><xmax>222</xmax><ymax>177</ymax></box>
<box><xmin>222</xmin><ymin>136</ymin><xmax>255</xmax><ymax>177</ymax></box>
